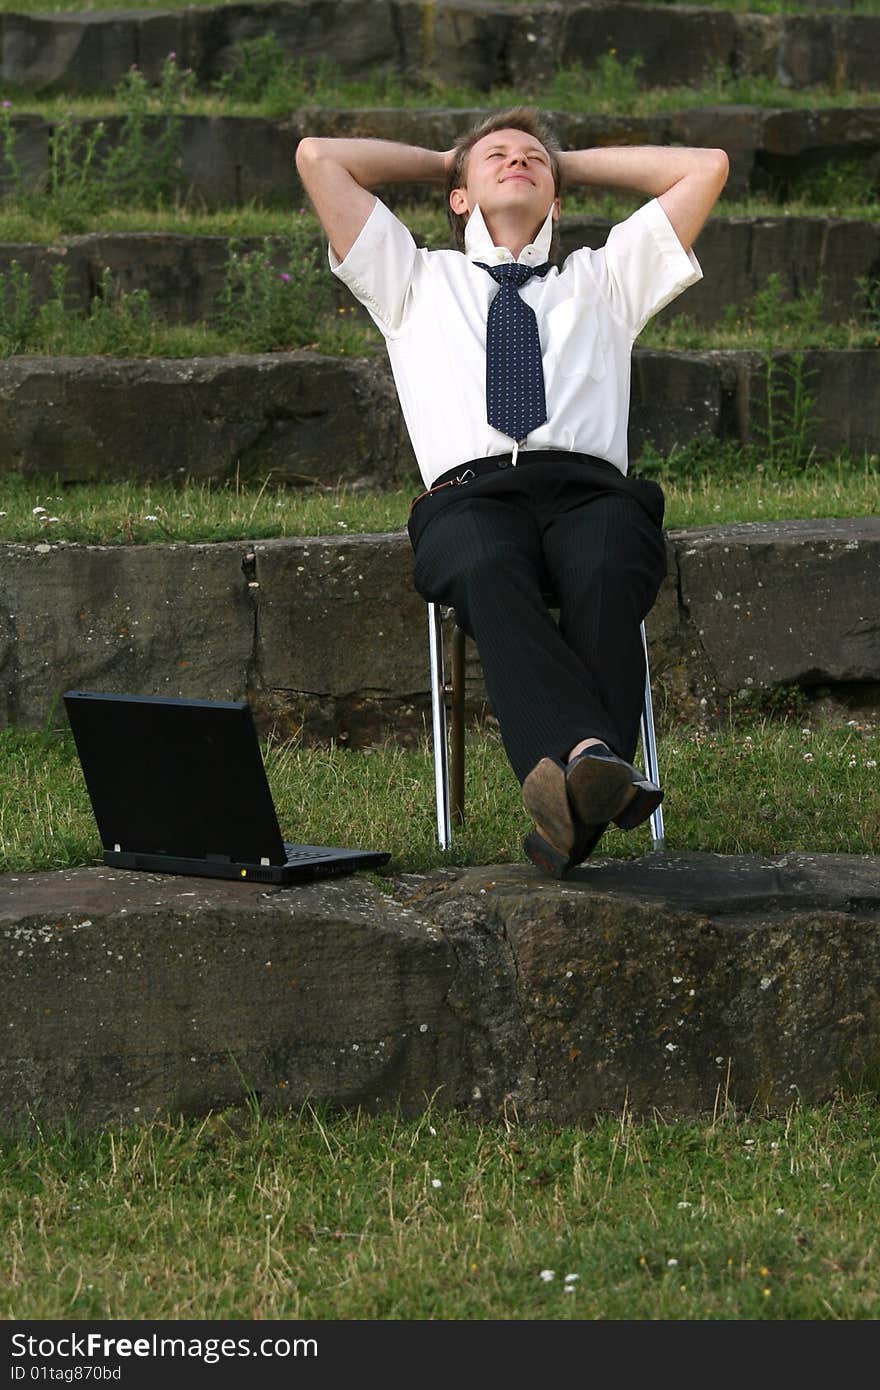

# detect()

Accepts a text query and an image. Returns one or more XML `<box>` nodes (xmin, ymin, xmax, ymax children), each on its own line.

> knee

<box><xmin>416</xmin><ymin>539</ymin><xmax>533</xmax><ymax>608</ymax></box>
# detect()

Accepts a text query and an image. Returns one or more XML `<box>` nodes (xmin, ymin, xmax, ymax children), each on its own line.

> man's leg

<box><xmin>411</xmin><ymin>490</ymin><xmax>624</xmax><ymax>783</ymax></box>
<box><xmin>542</xmin><ymin>488</ymin><xmax>667</xmax><ymax>763</ymax></box>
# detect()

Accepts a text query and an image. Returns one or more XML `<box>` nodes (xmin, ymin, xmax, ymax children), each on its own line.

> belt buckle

<box><xmin>455</xmin><ymin>468</ymin><xmax>476</xmax><ymax>486</ymax></box>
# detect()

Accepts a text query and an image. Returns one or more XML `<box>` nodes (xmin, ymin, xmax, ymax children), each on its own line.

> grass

<box><xmin>1</xmin><ymin>193</ymin><xmax>880</xmax><ymax>248</ymax></box>
<box><xmin>3</xmin><ymin>72</ymin><xmax>880</xmax><ymax>120</ymax></box>
<box><xmin>3</xmin><ymin>1092</ymin><xmax>880</xmax><ymax>1320</ymax></box>
<box><xmin>1</xmin><ymin>716</ymin><xmax>877</xmax><ymax>877</ymax></box>
<box><xmin>2</xmin><ymin>457</ymin><xmax>878</xmax><ymax>547</ymax></box>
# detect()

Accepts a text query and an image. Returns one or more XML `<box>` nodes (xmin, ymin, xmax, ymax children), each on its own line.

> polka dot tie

<box><xmin>476</xmin><ymin>260</ymin><xmax>553</xmax><ymax>442</ymax></box>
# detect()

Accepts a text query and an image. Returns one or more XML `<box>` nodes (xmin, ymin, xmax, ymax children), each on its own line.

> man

<box><xmin>296</xmin><ymin>108</ymin><xmax>728</xmax><ymax>876</ymax></box>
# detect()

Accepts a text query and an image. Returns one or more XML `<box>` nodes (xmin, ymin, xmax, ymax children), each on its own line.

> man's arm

<box><xmin>295</xmin><ymin>137</ymin><xmax>452</xmax><ymax>262</ymax></box>
<box><xmin>558</xmin><ymin>145</ymin><xmax>729</xmax><ymax>253</ymax></box>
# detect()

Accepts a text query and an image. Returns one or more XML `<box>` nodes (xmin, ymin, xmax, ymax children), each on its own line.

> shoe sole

<box><xmin>615</xmin><ymin>782</ymin><xmax>664</xmax><ymax>830</ymax></box>
<box><xmin>566</xmin><ymin>755</ymin><xmax>636</xmax><ymax>827</ymax></box>
<box><xmin>523</xmin><ymin>824</ymin><xmax>607</xmax><ymax>879</ymax></box>
<box><xmin>521</xmin><ymin>757</ymin><xmax>577</xmax><ymax>855</ymax></box>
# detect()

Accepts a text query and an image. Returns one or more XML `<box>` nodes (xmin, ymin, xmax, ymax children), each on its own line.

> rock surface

<box><xmin>2</xmin><ymin>518</ymin><xmax>878</xmax><ymax>738</ymax></box>
<box><xmin>0</xmin><ymin>349</ymin><xmax>876</xmax><ymax>485</ymax></box>
<box><xmin>2</xmin><ymin>2</ymin><xmax>878</xmax><ymax>94</ymax></box>
<box><xmin>2</xmin><ymin>852</ymin><xmax>879</xmax><ymax>1129</ymax></box>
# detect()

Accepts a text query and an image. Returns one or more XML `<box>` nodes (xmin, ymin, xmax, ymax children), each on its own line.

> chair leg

<box><xmin>639</xmin><ymin>620</ymin><xmax>666</xmax><ymax>851</ymax></box>
<box><xmin>427</xmin><ymin>603</ymin><xmax>452</xmax><ymax>850</ymax></box>
<box><xmin>450</xmin><ymin>623</ymin><xmax>466</xmax><ymax>825</ymax></box>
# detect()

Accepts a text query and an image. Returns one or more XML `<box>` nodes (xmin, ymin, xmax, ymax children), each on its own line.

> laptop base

<box><xmin>104</xmin><ymin>846</ymin><xmax>388</xmax><ymax>885</ymax></box>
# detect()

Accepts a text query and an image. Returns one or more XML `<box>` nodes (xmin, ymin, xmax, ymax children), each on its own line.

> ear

<box><xmin>449</xmin><ymin>186</ymin><xmax>471</xmax><ymax>216</ymax></box>
<box><xmin>551</xmin><ymin>196</ymin><xmax>561</xmax><ymax>222</ymax></box>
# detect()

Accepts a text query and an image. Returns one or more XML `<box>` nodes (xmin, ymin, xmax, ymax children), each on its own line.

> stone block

<box><xmin>252</xmin><ymin>532</ymin><xmax>426</xmax><ymax>696</ymax></box>
<box><xmin>559</xmin><ymin>3</ymin><xmax>740</xmax><ymax>88</ymax></box>
<box><xmin>0</xmin><ymin>115</ymin><xmax>48</xmax><ymax>200</ymax></box>
<box><xmin>181</xmin><ymin>116</ymin><xmax>298</xmax><ymax>208</ymax></box>
<box><xmin>3</xmin><ymin>853</ymin><xmax>880</xmax><ymax>1128</ymax></box>
<box><xmin>0</xmin><ymin>541</ymin><xmax>255</xmax><ymax>729</ymax></box>
<box><xmin>738</xmin><ymin>349</ymin><xmax>880</xmax><ymax>460</ymax></box>
<box><xmin>0</xmin><ymin>867</ymin><xmax>467</xmax><ymax>1127</ymax></box>
<box><xmin>0</xmin><ymin>354</ymin><xmax>413</xmax><ymax>486</ymax></box>
<box><xmin>674</xmin><ymin>517</ymin><xmax>880</xmax><ymax>693</ymax></box>
<box><xmin>629</xmin><ymin>350</ymin><xmax>727</xmax><ymax>456</ymax></box>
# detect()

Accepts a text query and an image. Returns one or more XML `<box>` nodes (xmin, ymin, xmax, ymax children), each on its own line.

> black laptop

<box><xmin>63</xmin><ymin>690</ymin><xmax>390</xmax><ymax>884</ymax></box>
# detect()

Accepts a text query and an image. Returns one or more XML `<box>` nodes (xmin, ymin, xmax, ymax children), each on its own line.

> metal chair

<box><xmin>427</xmin><ymin>604</ymin><xmax>665</xmax><ymax>853</ymax></box>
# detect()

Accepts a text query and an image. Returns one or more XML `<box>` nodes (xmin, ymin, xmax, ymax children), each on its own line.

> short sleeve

<box><xmin>570</xmin><ymin>198</ymin><xmax>703</xmax><ymax>338</ymax></box>
<box><xmin>329</xmin><ymin>198</ymin><xmax>418</xmax><ymax>336</ymax></box>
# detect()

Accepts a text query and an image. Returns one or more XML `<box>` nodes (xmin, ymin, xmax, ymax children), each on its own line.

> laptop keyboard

<box><xmin>283</xmin><ymin>845</ymin><xmax>337</xmax><ymax>862</ymax></box>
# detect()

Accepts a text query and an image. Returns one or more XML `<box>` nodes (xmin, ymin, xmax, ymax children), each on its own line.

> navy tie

<box><xmin>476</xmin><ymin>260</ymin><xmax>553</xmax><ymax>442</ymax></box>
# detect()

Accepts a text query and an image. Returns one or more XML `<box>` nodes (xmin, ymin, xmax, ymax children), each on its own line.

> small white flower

<box><xmin>431</xmin><ymin>1178</ymin><xmax>442</xmax><ymax>1188</ymax></box>
<box><xmin>776</xmin><ymin>1208</ymin><xmax>785</xmax><ymax>1215</ymax></box>
<box><xmin>677</xmin><ymin>1201</ymin><xmax>692</xmax><ymax>1209</ymax></box>
<box><xmin>564</xmin><ymin>1273</ymin><xmax>580</xmax><ymax>1283</ymax></box>
<box><xmin>563</xmin><ymin>1285</ymin><xmax>576</xmax><ymax>1294</ymax></box>
<box><xmin>867</xmin><ymin>760</ymin><xmax>877</xmax><ymax>769</ymax></box>
<box><xmin>539</xmin><ymin>1269</ymin><xmax>555</xmax><ymax>1282</ymax></box>
<box><xmin>667</xmin><ymin>1258</ymin><xmax>678</xmax><ymax>1267</ymax></box>
<box><xmin>32</xmin><ymin>506</ymin><xmax>46</xmax><ymax>514</ymax></box>
<box><xmin>144</xmin><ymin>514</ymin><xmax>159</xmax><ymax>521</ymax></box>
<box><xmin>428</xmin><ymin>1125</ymin><xmax>437</xmax><ymax>1137</ymax></box>
<box><xmin>803</xmin><ymin>752</ymin><xmax>813</xmax><ymax>761</ymax></box>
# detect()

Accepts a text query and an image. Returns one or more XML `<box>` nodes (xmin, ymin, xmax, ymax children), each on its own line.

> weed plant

<box><xmin>1</xmin><ymin>252</ymin><xmax>876</xmax><ymax>362</ymax></box>
<box><xmin>5</xmin><ymin>51</ymin><xmax>880</xmax><ymax>123</ymax></box>
<box><xmin>2</xmin><ymin>192</ymin><xmax>880</xmax><ymax>249</ymax></box>
<box><xmin>0</xmin><ymin>54</ymin><xmax>195</xmax><ymax>232</ymax></box>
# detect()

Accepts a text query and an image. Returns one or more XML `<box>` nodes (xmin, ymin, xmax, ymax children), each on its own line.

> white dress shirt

<box><xmin>330</xmin><ymin>194</ymin><xmax>702</xmax><ymax>488</ymax></box>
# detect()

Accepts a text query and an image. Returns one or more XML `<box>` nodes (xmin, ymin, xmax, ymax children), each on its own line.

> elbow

<box><xmin>295</xmin><ymin>136</ymin><xmax>318</xmax><ymax>175</ymax></box>
<box><xmin>708</xmin><ymin>147</ymin><xmax>730</xmax><ymax>190</ymax></box>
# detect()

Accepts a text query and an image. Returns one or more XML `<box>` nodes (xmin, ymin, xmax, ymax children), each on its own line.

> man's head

<box><xmin>446</xmin><ymin>107</ymin><xmax>562</xmax><ymax>254</ymax></box>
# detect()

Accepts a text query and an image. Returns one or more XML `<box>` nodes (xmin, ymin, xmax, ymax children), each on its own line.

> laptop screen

<box><xmin>64</xmin><ymin>691</ymin><xmax>288</xmax><ymax>865</ymax></box>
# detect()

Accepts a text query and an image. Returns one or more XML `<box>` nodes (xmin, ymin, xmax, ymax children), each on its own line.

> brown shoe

<box><xmin>523</xmin><ymin>822</ymin><xmax>607</xmax><ymax>879</ymax></box>
<box><xmin>521</xmin><ymin>756</ymin><xmax>578</xmax><ymax>855</ymax></box>
<box><xmin>522</xmin><ymin>756</ymin><xmax>607</xmax><ymax>878</ymax></box>
<box><xmin>565</xmin><ymin>743</ymin><xmax>663</xmax><ymax>830</ymax></box>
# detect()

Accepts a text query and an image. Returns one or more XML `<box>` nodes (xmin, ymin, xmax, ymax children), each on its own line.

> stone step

<box><xmin>1</xmin><ymin>0</ymin><xmax>878</xmax><ymax>96</ymax></box>
<box><xmin>0</xmin><ymin>348</ymin><xmax>876</xmax><ymax>487</ymax></box>
<box><xmin>2</xmin><ymin>517</ymin><xmax>878</xmax><ymax>740</ymax></box>
<box><xmin>2</xmin><ymin>106</ymin><xmax>880</xmax><ymax>208</ymax></box>
<box><xmin>3</xmin><ymin>214</ymin><xmax>878</xmax><ymax>327</ymax></box>
<box><xmin>3</xmin><ymin>854</ymin><xmax>879</xmax><ymax>1128</ymax></box>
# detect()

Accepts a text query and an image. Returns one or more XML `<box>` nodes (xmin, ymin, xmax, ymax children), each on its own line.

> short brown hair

<box><xmin>446</xmin><ymin>106</ymin><xmax>562</xmax><ymax>254</ymax></box>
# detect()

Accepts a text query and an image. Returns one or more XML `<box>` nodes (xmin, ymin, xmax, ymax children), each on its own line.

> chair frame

<box><xmin>427</xmin><ymin>603</ymin><xmax>665</xmax><ymax>853</ymax></box>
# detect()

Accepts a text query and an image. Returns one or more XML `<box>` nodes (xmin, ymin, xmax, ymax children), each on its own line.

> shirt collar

<box><xmin>464</xmin><ymin>203</ymin><xmax>555</xmax><ymax>267</ymax></box>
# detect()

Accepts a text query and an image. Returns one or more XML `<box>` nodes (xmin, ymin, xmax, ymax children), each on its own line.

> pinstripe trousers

<box><xmin>407</xmin><ymin>453</ymin><xmax>667</xmax><ymax>784</ymax></box>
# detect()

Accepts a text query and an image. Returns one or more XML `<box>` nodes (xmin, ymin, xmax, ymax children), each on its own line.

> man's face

<box><xmin>449</xmin><ymin>128</ymin><xmax>560</xmax><ymax>232</ymax></box>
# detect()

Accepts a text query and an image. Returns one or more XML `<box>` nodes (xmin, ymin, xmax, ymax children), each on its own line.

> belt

<box><xmin>410</xmin><ymin>449</ymin><xmax>617</xmax><ymax>511</ymax></box>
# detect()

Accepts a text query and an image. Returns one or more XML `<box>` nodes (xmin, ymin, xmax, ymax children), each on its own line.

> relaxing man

<box><xmin>296</xmin><ymin>109</ymin><xmax>728</xmax><ymax>876</ymax></box>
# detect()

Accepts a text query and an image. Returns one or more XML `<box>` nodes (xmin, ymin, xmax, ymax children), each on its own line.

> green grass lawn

<box><xmin>3</xmin><ymin>1094</ymin><xmax>880</xmax><ymax>1320</ymax></box>
<box><xmin>2</xmin><ymin>459</ymin><xmax>877</xmax><ymax>547</ymax></box>
<box><xmin>1</xmin><ymin>717</ymin><xmax>877</xmax><ymax>876</ymax></box>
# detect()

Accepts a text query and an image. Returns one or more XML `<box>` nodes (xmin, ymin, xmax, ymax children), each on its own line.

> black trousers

<box><xmin>407</xmin><ymin>452</ymin><xmax>667</xmax><ymax>785</ymax></box>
